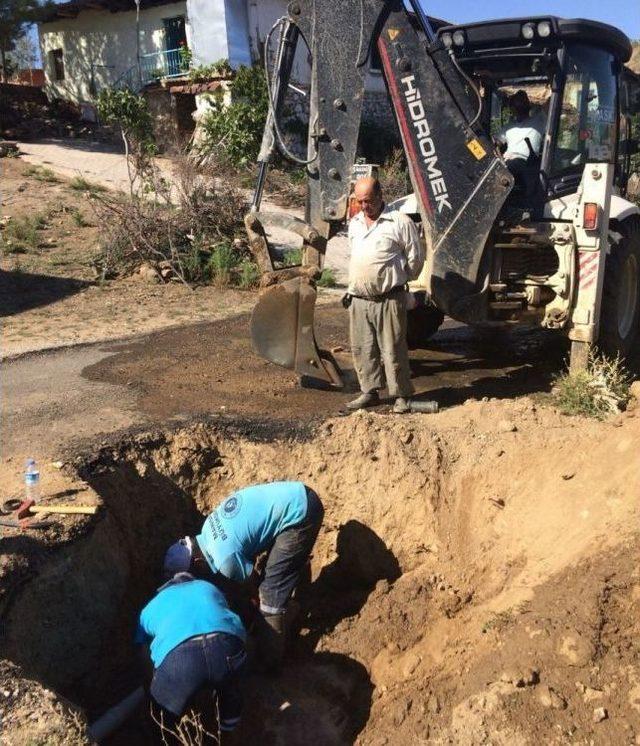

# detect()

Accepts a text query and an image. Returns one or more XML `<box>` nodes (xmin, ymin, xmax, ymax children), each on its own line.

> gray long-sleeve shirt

<box><xmin>347</xmin><ymin>208</ymin><xmax>425</xmax><ymax>298</ymax></box>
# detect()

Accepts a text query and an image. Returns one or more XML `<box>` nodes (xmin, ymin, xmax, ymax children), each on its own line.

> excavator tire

<box><xmin>598</xmin><ymin>216</ymin><xmax>640</xmax><ymax>359</ymax></box>
<box><xmin>406</xmin><ymin>304</ymin><xmax>445</xmax><ymax>350</ymax></box>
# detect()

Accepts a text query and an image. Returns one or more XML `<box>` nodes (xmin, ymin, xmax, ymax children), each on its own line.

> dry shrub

<box><xmin>92</xmin><ymin>152</ymin><xmax>246</xmax><ymax>286</ymax></box>
<box><xmin>379</xmin><ymin>148</ymin><xmax>410</xmax><ymax>203</ymax></box>
<box><xmin>553</xmin><ymin>351</ymin><xmax>632</xmax><ymax>419</ymax></box>
<box><xmin>264</xmin><ymin>166</ymin><xmax>306</xmax><ymax>208</ymax></box>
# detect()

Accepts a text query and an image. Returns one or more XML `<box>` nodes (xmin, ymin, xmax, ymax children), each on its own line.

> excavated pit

<box><xmin>2</xmin><ymin>405</ymin><xmax>640</xmax><ymax>744</ymax></box>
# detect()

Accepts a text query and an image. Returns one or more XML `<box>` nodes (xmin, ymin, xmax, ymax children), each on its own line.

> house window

<box><xmin>50</xmin><ymin>49</ymin><xmax>65</xmax><ymax>81</ymax></box>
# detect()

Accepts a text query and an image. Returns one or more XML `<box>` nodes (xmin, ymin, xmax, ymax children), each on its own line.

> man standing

<box><xmin>346</xmin><ymin>177</ymin><xmax>425</xmax><ymax>413</ymax></box>
<box><xmin>163</xmin><ymin>481</ymin><xmax>324</xmax><ymax>668</ymax></box>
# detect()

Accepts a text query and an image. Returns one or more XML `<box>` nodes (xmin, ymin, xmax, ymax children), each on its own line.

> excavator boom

<box><xmin>248</xmin><ymin>0</ymin><xmax>514</xmax><ymax>385</ymax></box>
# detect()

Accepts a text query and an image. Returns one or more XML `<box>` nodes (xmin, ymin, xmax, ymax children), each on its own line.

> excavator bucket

<box><xmin>251</xmin><ymin>276</ymin><xmax>342</xmax><ymax>387</ymax></box>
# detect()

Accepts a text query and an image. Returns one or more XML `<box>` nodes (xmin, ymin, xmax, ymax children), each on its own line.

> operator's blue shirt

<box><xmin>135</xmin><ymin>575</ymin><xmax>246</xmax><ymax>668</ymax></box>
<box><xmin>196</xmin><ymin>481</ymin><xmax>308</xmax><ymax>583</ymax></box>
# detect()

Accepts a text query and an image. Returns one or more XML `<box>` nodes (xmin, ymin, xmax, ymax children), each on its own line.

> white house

<box><xmin>39</xmin><ymin>0</ymin><xmax>387</xmax><ymax>103</ymax></box>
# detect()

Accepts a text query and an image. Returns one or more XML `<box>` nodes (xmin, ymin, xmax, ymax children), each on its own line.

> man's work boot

<box><xmin>393</xmin><ymin>397</ymin><xmax>411</xmax><ymax>414</ymax></box>
<box><xmin>346</xmin><ymin>391</ymin><xmax>379</xmax><ymax>411</ymax></box>
<box><xmin>258</xmin><ymin>611</ymin><xmax>286</xmax><ymax>672</ymax></box>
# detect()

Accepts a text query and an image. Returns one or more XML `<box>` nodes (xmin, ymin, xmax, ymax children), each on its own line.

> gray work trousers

<box><xmin>349</xmin><ymin>290</ymin><xmax>414</xmax><ymax>398</ymax></box>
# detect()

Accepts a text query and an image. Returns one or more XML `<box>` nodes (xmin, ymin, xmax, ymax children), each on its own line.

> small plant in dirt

<box><xmin>71</xmin><ymin>208</ymin><xmax>91</xmax><ymax>227</ymax></box>
<box><xmin>207</xmin><ymin>242</ymin><xmax>238</xmax><ymax>287</ymax></box>
<box><xmin>69</xmin><ymin>176</ymin><xmax>107</xmax><ymax>194</ymax></box>
<box><xmin>24</xmin><ymin>164</ymin><xmax>60</xmax><ymax>183</ymax></box>
<box><xmin>238</xmin><ymin>259</ymin><xmax>260</xmax><ymax>289</ymax></box>
<box><xmin>198</xmin><ymin>64</ymin><xmax>268</xmax><ymax>168</ymax></box>
<box><xmin>317</xmin><ymin>268</ymin><xmax>337</xmax><ymax>288</ymax></box>
<box><xmin>2</xmin><ymin>214</ymin><xmax>42</xmax><ymax>251</ymax></box>
<box><xmin>553</xmin><ymin>351</ymin><xmax>632</xmax><ymax>419</ymax></box>
<box><xmin>282</xmin><ymin>247</ymin><xmax>302</xmax><ymax>266</ymax></box>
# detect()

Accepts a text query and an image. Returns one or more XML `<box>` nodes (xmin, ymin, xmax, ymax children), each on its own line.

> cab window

<box><xmin>552</xmin><ymin>44</ymin><xmax>617</xmax><ymax>174</ymax></box>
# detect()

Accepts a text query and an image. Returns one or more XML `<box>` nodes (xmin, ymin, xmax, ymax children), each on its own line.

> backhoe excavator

<box><xmin>245</xmin><ymin>0</ymin><xmax>640</xmax><ymax>387</ymax></box>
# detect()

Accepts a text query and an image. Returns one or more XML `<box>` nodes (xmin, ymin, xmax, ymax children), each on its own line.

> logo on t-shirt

<box><xmin>222</xmin><ymin>494</ymin><xmax>242</xmax><ymax>519</ymax></box>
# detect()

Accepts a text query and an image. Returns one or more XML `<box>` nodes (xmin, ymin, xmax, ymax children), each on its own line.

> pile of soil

<box><xmin>0</xmin><ymin>84</ymin><xmax>111</xmax><ymax>142</ymax></box>
<box><xmin>1</xmin><ymin>395</ymin><xmax>638</xmax><ymax>743</ymax></box>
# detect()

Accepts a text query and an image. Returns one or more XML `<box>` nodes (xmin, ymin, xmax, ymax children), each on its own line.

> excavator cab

<box><xmin>247</xmin><ymin>2</ymin><xmax>639</xmax><ymax>385</ymax></box>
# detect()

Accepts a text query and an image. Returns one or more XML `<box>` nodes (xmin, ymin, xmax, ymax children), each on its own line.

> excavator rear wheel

<box><xmin>598</xmin><ymin>216</ymin><xmax>640</xmax><ymax>359</ymax></box>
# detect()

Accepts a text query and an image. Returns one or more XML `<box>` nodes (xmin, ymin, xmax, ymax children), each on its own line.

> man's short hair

<box><xmin>509</xmin><ymin>90</ymin><xmax>530</xmax><ymax>109</ymax></box>
<box><xmin>371</xmin><ymin>178</ymin><xmax>382</xmax><ymax>196</ymax></box>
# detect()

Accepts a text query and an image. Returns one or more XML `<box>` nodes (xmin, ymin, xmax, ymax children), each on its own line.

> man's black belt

<box><xmin>351</xmin><ymin>285</ymin><xmax>406</xmax><ymax>302</ymax></box>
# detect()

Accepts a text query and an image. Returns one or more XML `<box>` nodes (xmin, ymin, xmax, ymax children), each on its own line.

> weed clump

<box><xmin>24</xmin><ymin>165</ymin><xmax>60</xmax><ymax>183</ymax></box>
<box><xmin>317</xmin><ymin>268</ymin><xmax>337</xmax><ymax>288</ymax></box>
<box><xmin>69</xmin><ymin>176</ymin><xmax>107</xmax><ymax>194</ymax></box>
<box><xmin>553</xmin><ymin>351</ymin><xmax>632</xmax><ymax>419</ymax></box>
<box><xmin>1</xmin><ymin>214</ymin><xmax>47</xmax><ymax>253</ymax></box>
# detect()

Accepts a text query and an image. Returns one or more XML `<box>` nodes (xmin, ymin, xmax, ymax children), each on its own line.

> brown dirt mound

<box><xmin>1</xmin><ymin>398</ymin><xmax>639</xmax><ymax>743</ymax></box>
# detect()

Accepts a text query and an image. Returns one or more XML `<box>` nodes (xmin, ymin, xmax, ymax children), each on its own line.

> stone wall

<box><xmin>143</xmin><ymin>86</ymin><xmax>196</xmax><ymax>152</ymax></box>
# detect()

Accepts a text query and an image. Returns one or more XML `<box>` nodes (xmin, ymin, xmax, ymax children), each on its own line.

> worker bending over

<box><xmin>164</xmin><ymin>481</ymin><xmax>324</xmax><ymax>667</ymax></box>
<box><xmin>346</xmin><ymin>177</ymin><xmax>425</xmax><ymax>414</ymax></box>
<box><xmin>136</xmin><ymin>572</ymin><xmax>247</xmax><ymax>742</ymax></box>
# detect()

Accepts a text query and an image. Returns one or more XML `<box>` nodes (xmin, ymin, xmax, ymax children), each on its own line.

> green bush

<box><xmin>317</xmin><ymin>268</ymin><xmax>337</xmax><ymax>287</ymax></box>
<box><xmin>553</xmin><ymin>351</ymin><xmax>631</xmax><ymax>419</ymax></box>
<box><xmin>208</xmin><ymin>242</ymin><xmax>239</xmax><ymax>286</ymax></box>
<box><xmin>238</xmin><ymin>259</ymin><xmax>260</xmax><ymax>288</ymax></box>
<box><xmin>199</xmin><ymin>65</ymin><xmax>268</xmax><ymax>167</ymax></box>
<box><xmin>189</xmin><ymin>59</ymin><xmax>232</xmax><ymax>81</ymax></box>
<box><xmin>97</xmin><ymin>88</ymin><xmax>156</xmax><ymax>155</ymax></box>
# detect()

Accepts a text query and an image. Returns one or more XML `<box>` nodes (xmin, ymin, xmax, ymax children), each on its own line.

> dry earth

<box><xmin>0</xmin><ymin>157</ymin><xmax>260</xmax><ymax>358</ymax></box>
<box><xmin>1</xmin><ymin>398</ymin><xmax>639</xmax><ymax>745</ymax></box>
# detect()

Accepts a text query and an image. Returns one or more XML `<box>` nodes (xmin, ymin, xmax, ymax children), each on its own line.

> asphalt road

<box><xmin>2</xmin><ymin>302</ymin><xmax>569</xmax><ymax>469</ymax></box>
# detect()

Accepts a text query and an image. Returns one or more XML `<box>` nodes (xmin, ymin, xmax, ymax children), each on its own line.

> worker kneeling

<box><xmin>136</xmin><ymin>572</ymin><xmax>247</xmax><ymax>740</ymax></box>
<box><xmin>165</xmin><ymin>481</ymin><xmax>324</xmax><ymax>669</ymax></box>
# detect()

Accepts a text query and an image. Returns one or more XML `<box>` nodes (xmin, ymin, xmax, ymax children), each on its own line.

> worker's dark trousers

<box><xmin>150</xmin><ymin>632</ymin><xmax>246</xmax><ymax>731</ymax></box>
<box><xmin>349</xmin><ymin>290</ymin><xmax>414</xmax><ymax>398</ymax></box>
<box><xmin>258</xmin><ymin>487</ymin><xmax>324</xmax><ymax>615</ymax></box>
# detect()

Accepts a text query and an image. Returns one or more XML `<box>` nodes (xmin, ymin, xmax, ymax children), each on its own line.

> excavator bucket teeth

<box><xmin>251</xmin><ymin>277</ymin><xmax>343</xmax><ymax>387</ymax></box>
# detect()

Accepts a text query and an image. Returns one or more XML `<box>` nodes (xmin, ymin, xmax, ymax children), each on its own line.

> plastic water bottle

<box><xmin>24</xmin><ymin>458</ymin><xmax>40</xmax><ymax>503</ymax></box>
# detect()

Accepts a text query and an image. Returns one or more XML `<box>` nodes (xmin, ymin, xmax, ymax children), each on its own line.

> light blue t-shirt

<box><xmin>196</xmin><ymin>481</ymin><xmax>308</xmax><ymax>583</ymax></box>
<box><xmin>135</xmin><ymin>576</ymin><xmax>246</xmax><ymax>668</ymax></box>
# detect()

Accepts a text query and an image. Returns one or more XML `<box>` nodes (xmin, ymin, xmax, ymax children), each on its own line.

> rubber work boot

<box><xmin>393</xmin><ymin>397</ymin><xmax>411</xmax><ymax>414</ymax></box>
<box><xmin>346</xmin><ymin>391</ymin><xmax>379</xmax><ymax>410</ymax></box>
<box><xmin>259</xmin><ymin>611</ymin><xmax>287</xmax><ymax>672</ymax></box>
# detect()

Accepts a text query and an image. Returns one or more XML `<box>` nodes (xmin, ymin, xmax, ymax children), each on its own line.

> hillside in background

<box><xmin>630</xmin><ymin>41</ymin><xmax>640</xmax><ymax>74</ymax></box>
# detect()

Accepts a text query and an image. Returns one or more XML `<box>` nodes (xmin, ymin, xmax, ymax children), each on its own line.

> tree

<box><xmin>10</xmin><ymin>32</ymin><xmax>37</xmax><ymax>79</ymax></box>
<box><xmin>0</xmin><ymin>0</ymin><xmax>52</xmax><ymax>82</ymax></box>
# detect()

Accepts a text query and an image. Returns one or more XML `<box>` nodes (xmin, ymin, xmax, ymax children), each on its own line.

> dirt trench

<box><xmin>2</xmin><ymin>401</ymin><xmax>640</xmax><ymax>744</ymax></box>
